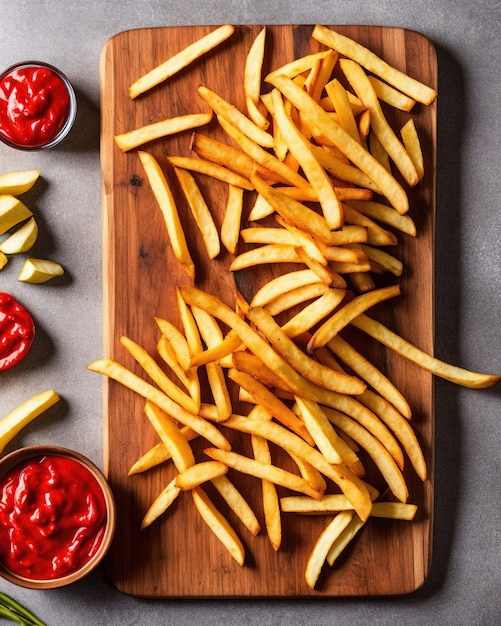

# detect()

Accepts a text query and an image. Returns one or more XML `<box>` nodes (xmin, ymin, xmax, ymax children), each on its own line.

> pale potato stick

<box><xmin>307</xmin><ymin>284</ymin><xmax>401</xmax><ymax>351</ymax></box>
<box><xmin>198</xmin><ymin>85</ymin><xmax>274</xmax><ymax>148</ymax></box>
<box><xmin>154</xmin><ymin>316</ymin><xmax>191</xmax><ymax>371</ymax></box>
<box><xmin>218</xmin><ymin>115</ymin><xmax>310</xmax><ymax>190</ymax></box>
<box><xmin>166</xmin><ymin>156</ymin><xmax>253</xmax><ymax>190</ymax></box>
<box><xmin>128</xmin><ymin>426</ymin><xmax>199</xmax><ymax>474</ymax></box>
<box><xmin>265</xmin><ymin>50</ymin><xmax>332</xmax><ymax>82</ymax></box>
<box><xmin>244</xmin><ymin>27</ymin><xmax>267</xmax><ymax>105</ymax></box>
<box><xmin>280</xmin><ymin>494</ymin><xmax>354</xmax><ymax>514</ymax></box>
<box><xmin>346</xmin><ymin>199</ymin><xmax>416</xmax><ymax>237</ymax></box>
<box><xmin>271</xmin><ymin>89</ymin><xmax>343</xmax><ymax>229</ymax></box>
<box><xmin>173</xmin><ymin>166</ymin><xmax>220</xmax><ymax>259</ymax></box>
<box><xmin>223</xmin><ymin>415</ymin><xmax>373</xmax><ymax>521</ymax></box>
<box><xmin>204</xmin><ymin>447</ymin><xmax>323</xmax><ymax>500</ymax></box>
<box><xmin>191</xmin><ymin>486</ymin><xmax>245</xmax><ymax>565</ymax></box>
<box><xmin>360</xmin><ymin>244</ymin><xmax>403</xmax><ymax>277</ymax></box>
<box><xmin>326</xmin><ymin>513</ymin><xmax>365</xmax><ymax>566</ymax></box>
<box><xmin>312</xmin><ymin>24</ymin><xmax>438</xmax><ymax>105</ymax></box>
<box><xmin>368</xmin><ymin>75</ymin><xmax>416</xmax><ymax>112</ymax></box>
<box><xmin>120</xmin><ymin>335</ymin><xmax>199</xmax><ymax>414</ymax></box>
<box><xmin>370</xmin><ymin>501</ymin><xmax>418</xmax><ymax>520</ymax></box>
<box><xmin>351</xmin><ymin>313</ymin><xmax>501</xmax><ymax>388</ymax></box>
<box><xmin>230</xmin><ymin>244</ymin><xmax>300</xmax><ymax>270</ymax></box>
<box><xmin>251</xmin><ymin>269</ymin><xmax>328</xmax><ymax>307</ymax></box>
<box><xmin>115</xmin><ymin>113</ymin><xmax>213</xmax><ymax>151</ymax></box>
<box><xmin>327</xmin><ymin>333</ymin><xmax>411</xmax><ymax>418</ymax></box>
<box><xmin>190</xmin><ymin>329</ymin><xmax>242</xmax><ymax>367</ymax></box>
<box><xmin>401</xmin><ymin>118</ymin><xmax>424</xmax><ymax>181</ymax></box>
<box><xmin>174</xmin><ymin>461</ymin><xmax>228</xmax><ymax>490</ymax></box>
<box><xmin>211</xmin><ymin>474</ymin><xmax>261</xmax><ymax>536</ymax></box>
<box><xmin>310</xmin><ymin>144</ymin><xmax>378</xmax><ymax>191</ymax></box>
<box><xmin>141</xmin><ymin>478</ymin><xmax>181</xmax><ymax>529</ymax></box>
<box><xmin>340</xmin><ymin>59</ymin><xmax>418</xmax><ymax>186</ymax></box>
<box><xmin>357</xmin><ymin>389</ymin><xmax>427</xmax><ymax>480</ymax></box>
<box><xmin>87</xmin><ymin>359</ymin><xmax>231</xmax><ymax>450</ymax></box>
<box><xmin>325</xmin><ymin>78</ymin><xmax>361</xmax><ymax>144</ymax></box>
<box><xmin>342</xmin><ymin>203</ymin><xmax>398</xmax><ymax>245</ymax></box>
<box><xmin>250</xmin><ymin>174</ymin><xmax>333</xmax><ymax>244</ymax></box>
<box><xmin>221</xmin><ymin>184</ymin><xmax>244</xmax><ymax>254</ymax></box>
<box><xmin>129</xmin><ymin>24</ymin><xmax>235</xmax><ymax>98</ymax></box>
<box><xmin>247</xmin><ymin>306</ymin><xmax>366</xmax><ymax>396</ymax></box>
<box><xmin>305</xmin><ymin>511</ymin><xmax>354</xmax><ymax>589</ymax></box>
<box><xmin>280</xmin><ymin>288</ymin><xmax>347</xmax><ymax>339</ymax></box>
<box><xmin>265</xmin><ymin>283</ymin><xmax>330</xmax><ymax>317</ymax></box>
<box><xmin>268</xmin><ymin>74</ymin><xmax>409</xmax><ymax>214</ymax></box>
<box><xmin>228</xmin><ymin>368</ymin><xmax>314</xmax><ymax>444</ymax></box>
<box><xmin>323</xmin><ymin>406</ymin><xmax>408</xmax><ymax>503</ymax></box>
<box><xmin>143</xmin><ymin>401</ymin><xmax>195</xmax><ymax>471</ymax></box>
<box><xmin>138</xmin><ymin>151</ymin><xmax>195</xmax><ymax>279</ymax></box>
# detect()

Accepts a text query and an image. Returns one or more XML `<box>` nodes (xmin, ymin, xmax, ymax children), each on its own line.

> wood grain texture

<box><xmin>99</xmin><ymin>24</ymin><xmax>437</xmax><ymax>598</ymax></box>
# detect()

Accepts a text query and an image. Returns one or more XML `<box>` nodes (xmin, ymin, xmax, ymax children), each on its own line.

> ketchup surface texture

<box><xmin>0</xmin><ymin>455</ymin><xmax>107</xmax><ymax>580</ymax></box>
<box><xmin>0</xmin><ymin>293</ymin><xmax>35</xmax><ymax>371</ymax></box>
<box><xmin>0</xmin><ymin>65</ymin><xmax>71</xmax><ymax>147</ymax></box>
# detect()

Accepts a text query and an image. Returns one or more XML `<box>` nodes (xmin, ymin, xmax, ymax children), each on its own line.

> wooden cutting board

<box><xmin>99</xmin><ymin>24</ymin><xmax>437</xmax><ymax>598</ymax></box>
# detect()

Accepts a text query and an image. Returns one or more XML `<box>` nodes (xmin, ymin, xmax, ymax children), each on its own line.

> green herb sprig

<box><xmin>0</xmin><ymin>592</ymin><xmax>45</xmax><ymax>626</ymax></box>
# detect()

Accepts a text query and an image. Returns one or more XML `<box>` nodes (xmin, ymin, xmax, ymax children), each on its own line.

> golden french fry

<box><xmin>368</xmin><ymin>75</ymin><xmax>416</xmax><ymax>112</ymax></box>
<box><xmin>120</xmin><ymin>335</ymin><xmax>199</xmax><ymax>414</ymax></box>
<box><xmin>323</xmin><ymin>406</ymin><xmax>408</xmax><ymax>503</ymax></box>
<box><xmin>351</xmin><ymin>313</ymin><xmax>501</xmax><ymax>388</ymax></box>
<box><xmin>247</xmin><ymin>306</ymin><xmax>366</xmax><ymax>396</ymax></box>
<box><xmin>307</xmin><ymin>284</ymin><xmax>401</xmax><ymax>351</ymax></box>
<box><xmin>280</xmin><ymin>288</ymin><xmax>347</xmax><ymax>339</ymax></box>
<box><xmin>154</xmin><ymin>316</ymin><xmax>192</xmax><ymax>371</ymax></box>
<box><xmin>267</xmin><ymin>74</ymin><xmax>410</xmax><ymax>214</ymax></box>
<box><xmin>115</xmin><ymin>113</ymin><xmax>213</xmax><ymax>151</ymax></box>
<box><xmin>305</xmin><ymin>511</ymin><xmax>354</xmax><ymax>589</ymax></box>
<box><xmin>211</xmin><ymin>474</ymin><xmax>261</xmax><ymax>536</ymax></box>
<box><xmin>190</xmin><ymin>329</ymin><xmax>242</xmax><ymax>368</ymax></box>
<box><xmin>265</xmin><ymin>283</ymin><xmax>330</xmax><ymax>317</ymax></box>
<box><xmin>204</xmin><ymin>447</ymin><xmax>324</xmax><ymax>500</ymax></box>
<box><xmin>87</xmin><ymin>359</ymin><xmax>231</xmax><ymax>450</ymax></box>
<box><xmin>221</xmin><ymin>184</ymin><xmax>244</xmax><ymax>254</ymax></box>
<box><xmin>325</xmin><ymin>78</ymin><xmax>361</xmax><ymax>144</ymax></box>
<box><xmin>198</xmin><ymin>85</ymin><xmax>274</xmax><ymax>148</ymax></box>
<box><xmin>223</xmin><ymin>415</ymin><xmax>373</xmax><ymax>521</ymax></box>
<box><xmin>138</xmin><ymin>150</ymin><xmax>195</xmax><ymax>279</ymax></box>
<box><xmin>141</xmin><ymin>478</ymin><xmax>181</xmax><ymax>530</ymax></box>
<box><xmin>342</xmin><ymin>203</ymin><xmax>398</xmax><ymax>246</ymax></box>
<box><xmin>280</xmin><ymin>494</ymin><xmax>354</xmax><ymax>514</ymax></box>
<box><xmin>230</xmin><ymin>243</ymin><xmax>300</xmax><ymax>270</ymax></box>
<box><xmin>191</xmin><ymin>486</ymin><xmax>245</xmax><ymax>565</ymax></box>
<box><xmin>129</xmin><ymin>24</ymin><xmax>235</xmax><ymax>98</ymax></box>
<box><xmin>244</xmin><ymin>27</ymin><xmax>267</xmax><ymax>105</ymax></box>
<box><xmin>340</xmin><ymin>59</ymin><xmax>419</xmax><ymax>186</ymax></box>
<box><xmin>175</xmin><ymin>461</ymin><xmax>228</xmax><ymax>490</ymax></box>
<box><xmin>368</xmin><ymin>131</ymin><xmax>391</xmax><ymax>171</ymax></box>
<box><xmin>346</xmin><ymin>199</ymin><xmax>416</xmax><ymax>237</ymax></box>
<box><xmin>310</xmin><ymin>144</ymin><xmax>378</xmax><ymax>191</ymax></box>
<box><xmin>157</xmin><ymin>335</ymin><xmax>201</xmax><ymax>405</ymax></box>
<box><xmin>370</xmin><ymin>501</ymin><xmax>418</xmax><ymax>520</ymax></box>
<box><xmin>326</xmin><ymin>513</ymin><xmax>366</xmax><ymax>566</ymax></box>
<box><xmin>361</xmin><ymin>244</ymin><xmax>403</xmax><ymax>277</ymax></box>
<box><xmin>173</xmin><ymin>166</ymin><xmax>220</xmax><ymax>260</ymax></box>
<box><xmin>166</xmin><ymin>156</ymin><xmax>253</xmax><ymax>190</ymax></box>
<box><xmin>270</xmin><ymin>88</ymin><xmax>343</xmax><ymax>230</ymax></box>
<box><xmin>128</xmin><ymin>425</ymin><xmax>199</xmax><ymax>475</ymax></box>
<box><xmin>401</xmin><ymin>118</ymin><xmax>425</xmax><ymax>181</ymax></box>
<box><xmin>265</xmin><ymin>50</ymin><xmax>332</xmax><ymax>82</ymax></box>
<box><xmin>312</xmin><ymin>25</ymin><xmax>438</xmax><ymax>105</ymax></box>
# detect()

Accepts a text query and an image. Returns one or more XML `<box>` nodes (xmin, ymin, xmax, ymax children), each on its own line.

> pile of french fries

<box><xmin>90</xmin><ymin>25</ymin><xmax>500</xmax><ymax>589</ymax></box>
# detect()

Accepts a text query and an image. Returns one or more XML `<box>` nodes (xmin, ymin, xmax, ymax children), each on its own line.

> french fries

<box><xmin>96</xmin><ymin>24</ymin><xmax>499</xmax><ymax>593</ymax></box>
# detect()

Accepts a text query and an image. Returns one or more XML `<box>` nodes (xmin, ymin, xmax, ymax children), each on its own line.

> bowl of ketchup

<box><xmin>0</xmin><ymin>61</ymin><xmax>77</xmax><ymax>150</ymax></box>
<box><xmin>0</xmin><ymin>446</ymin><xmax>116</xmax><ymax>588</ymax></box>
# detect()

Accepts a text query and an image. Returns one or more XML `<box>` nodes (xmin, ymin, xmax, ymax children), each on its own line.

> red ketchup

<box><xmin>0</xmin><ymin>455</ymin><xmax>108</xmax><ymax>580</ymax></box>
<box><xmin>0</xmin><ymin>293</ymin><xmax>35</xmax><ymax>371</ymax></box>
<box><xmin>0</xmin><ymin>63</ymin><xmax>72</xmax><ymax>148</ymax></box>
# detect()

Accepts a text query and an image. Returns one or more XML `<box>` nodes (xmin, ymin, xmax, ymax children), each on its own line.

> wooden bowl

<box><xmin>0</xmin><ymin>445</ymin><xmax>116</xmax><ymax>589</ymax></box>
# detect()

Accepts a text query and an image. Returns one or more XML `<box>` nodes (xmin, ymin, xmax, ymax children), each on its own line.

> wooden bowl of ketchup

<box><xmin>0</xmin><ymin>446</ymin><xmax>116</xmax><ymax>588</ymax></box>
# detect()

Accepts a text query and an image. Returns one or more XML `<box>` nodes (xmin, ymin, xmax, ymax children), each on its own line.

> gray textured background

<box><xmin>0</xmin><ymin>1</ymin><xmax>500</xmax><ymax>624</ymax></box>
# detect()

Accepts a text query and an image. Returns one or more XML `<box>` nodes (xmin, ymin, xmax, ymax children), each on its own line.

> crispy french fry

<box><xmin>280</xmin><ymin>494</ymin><xmax>354</xmax><ymax>514</ymax></box>
<box><xmin>175</xmin><ymin>461</ymin><xmax>228</xmax><ymax>490</ymax></box>
<box><xmin>129</xmin><ymin>24</ymin><xmax>235</xmax><ymax>98</ymax></box>
<box><xmin>211</xmin><ymin>474</ymin><xmax>261</xmax><ymax>536</ymax></box>
<box><xmin>167</xmin><ymin>156</ymin><xmax>253</xmax><ymax>190</ymax></box>
<box><xmin>221</xmin><ymin>184</ymin><xmax>244</xmax><ymax>254</ymax></box>
<box><xmin>401</xmin><ymin>118</ymin><xmax>425</xmax><ymax>181</ymax></box>
<box><xmin>141</xmin><ymin>478</ymin><xmax>181</xmax><ymax>529</ymax></box>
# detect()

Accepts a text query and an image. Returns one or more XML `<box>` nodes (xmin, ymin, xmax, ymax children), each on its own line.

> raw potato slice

<box><xmin>0</xmin><ymin>169</ymin><xmax>40</xmax><ymax>195</ymax></box>
<box><xmin>0</xmin><ymin>195</ymin><xmax>32</xmax><ymax>235</ymax></box>
<box><xmin>18</xmin><ymin>258</ymin><xmax>65</xmax><ymax>283</ymax></box>
<box><xmin>0</xmin><ymin>217</ymin><xmax>38</xmax><ymax>254</ymax></box>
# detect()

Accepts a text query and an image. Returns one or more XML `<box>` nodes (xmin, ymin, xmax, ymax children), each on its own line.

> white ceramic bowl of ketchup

<box><xmin>0</xmin><ymin>445</ymin><xmax>116</xmax><ymax>589</ymax></box>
